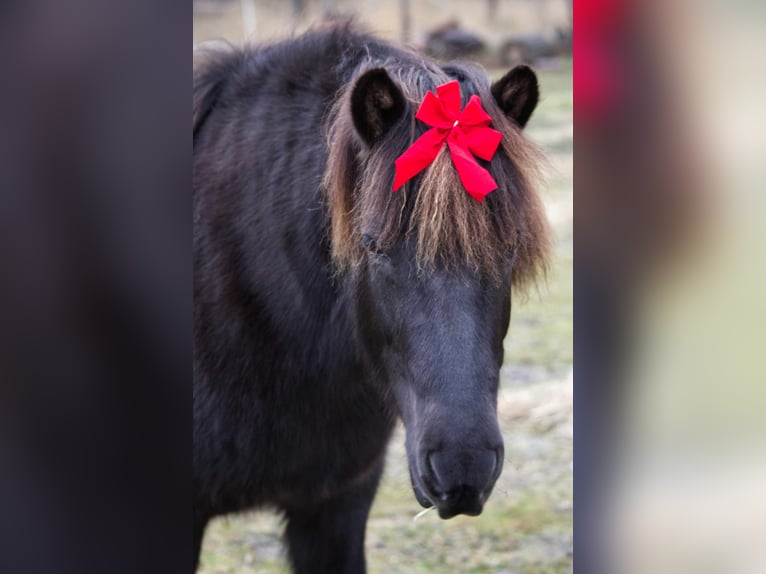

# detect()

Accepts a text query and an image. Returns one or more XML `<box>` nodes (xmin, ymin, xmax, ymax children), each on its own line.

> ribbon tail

<box><xmin>447</xmin><ymin>141</ymin><xmax>498</xmax><ymax>202</ymax></box>
<box><xmin>393</xmin><ymin>129</ymin><xmax>447</xmax><ymax>191</ymax></box>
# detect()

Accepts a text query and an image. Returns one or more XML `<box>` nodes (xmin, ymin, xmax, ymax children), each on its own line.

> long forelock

<box><xmin>324</xmin><ymin>58</ymin><xmax>550</xmax><ymax>291</ymax></box>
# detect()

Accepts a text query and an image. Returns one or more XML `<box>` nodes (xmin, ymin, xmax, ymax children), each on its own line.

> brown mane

<box><xmin>324</xmin><ymin>58</ymin><xmax>551</xmax><ymax>291</ymax></box>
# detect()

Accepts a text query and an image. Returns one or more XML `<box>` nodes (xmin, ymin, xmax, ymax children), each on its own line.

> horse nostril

<box><xmin>487</xmin><ymin>450</ymin><xmax>497</xmax><ymax>478</ymax></box>
<box><xmin>426</xmin><ymin>451</ymin><xmax>442</xmax><ymax>489</ymax></box>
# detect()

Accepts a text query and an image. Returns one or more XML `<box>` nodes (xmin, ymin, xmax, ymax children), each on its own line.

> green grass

<box><xmin>198</xmin><ymin>58</ymin><xmax>572</xmax><ymax>574</ymax></box>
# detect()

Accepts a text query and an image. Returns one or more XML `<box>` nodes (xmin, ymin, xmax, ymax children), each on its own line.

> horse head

<box><xmin>325</xmin><ymin>60</ymin><xmax>550</xmax><ymax>518</ymax></box>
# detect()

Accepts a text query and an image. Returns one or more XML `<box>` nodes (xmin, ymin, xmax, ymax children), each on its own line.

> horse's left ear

<box><xmin>350</xmin><ymin>68</ymin><xmax>407</xmax><ymax>146</ymax></box>
<box><xmin>491</xmin><ymin>65</ymin><xmax>539</xmax><ymax>129</ymax></box>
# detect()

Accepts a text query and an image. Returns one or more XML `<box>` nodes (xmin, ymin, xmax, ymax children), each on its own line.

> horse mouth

<box><xmin>430</xmin><ymin>486</ymin><xmax>486</xmax><ymax>519</ymax></box>
<box><xmin>410</xmin><ymin>472</ymin><xmax>435</xmax><ymax>509</ymax></box>
<box><xmin>409</xmin><ymin>469</ymin><xmax>487</xmax><ymax>519</ymax></box>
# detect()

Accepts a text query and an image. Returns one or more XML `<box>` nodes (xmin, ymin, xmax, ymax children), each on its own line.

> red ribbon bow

<box><xmin>392</xmin><ymin>80</ymin><xmax>503</xmax><ymax>202</ymax></box>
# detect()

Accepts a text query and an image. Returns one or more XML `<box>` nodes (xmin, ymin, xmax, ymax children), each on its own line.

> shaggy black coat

<box><xmin>193</xmin><ymin>23</ymin><xmax>545</xmax><ymax>574</ymax></box>
<box><xmin>193</xmin><ymin>28</ymin><xmax>402</xmax><ymax>573</ymax></box>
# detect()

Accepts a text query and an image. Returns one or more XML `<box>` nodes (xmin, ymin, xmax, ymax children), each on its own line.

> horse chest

<box><xmin>260</xmin><ymin>386</ymin><xmax>393</xmax><ymax>483</ymax></box>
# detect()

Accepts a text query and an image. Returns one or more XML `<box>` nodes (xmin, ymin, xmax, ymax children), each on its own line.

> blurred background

<box><xmin>574</xmin><ymin>1</ymin><xmax>766</xmax><ymax>573</ymax></box>
<box><xmin>194</xmin><ymin>0</ymin><xmax>571</xmax><ymax>67</ymax></box>
<box><xmin>194</xmin><ymin>1</ymin><xmax>573</xmax><ymax>573</ymax></box>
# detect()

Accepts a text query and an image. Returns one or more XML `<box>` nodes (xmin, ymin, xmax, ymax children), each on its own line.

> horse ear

<box><xmin>350</xmin><ymin>68</ymin><xmax>407</xmax><ymax>146</ymax></box>
<box><xmin>491</xmin><ymin>65</ymin><xmax>539</xmax><ymax>129</ymax></box>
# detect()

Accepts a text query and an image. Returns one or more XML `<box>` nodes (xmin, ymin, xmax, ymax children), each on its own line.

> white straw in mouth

<box><xmin>413</xmin><ymin>506</ymin><xmax>436</xmax><ymax>521</ymax></box>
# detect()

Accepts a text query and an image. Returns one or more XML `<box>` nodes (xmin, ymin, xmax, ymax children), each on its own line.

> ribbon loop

<box><xmin>393</xmin><ymin>81</ymin><xmax>502</xmax><ymax>202</ymax></box>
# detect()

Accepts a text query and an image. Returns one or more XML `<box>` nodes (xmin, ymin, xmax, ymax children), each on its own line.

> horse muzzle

<box><xmin>410</xmin><ymin>444</ymin><xmax>503</xmax><ymax>519</ymax></box>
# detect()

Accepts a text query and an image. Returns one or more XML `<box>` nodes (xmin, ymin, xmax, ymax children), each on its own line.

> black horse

<box><xmin>193</xmin><ymin>23</ymin><xmax>549</xmax><ymax>573</ymax></box>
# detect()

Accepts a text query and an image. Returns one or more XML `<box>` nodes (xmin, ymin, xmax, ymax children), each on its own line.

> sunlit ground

<box><xmin>198</xmin><ymin>59</ymin><xmax>573</xmax><ymax>574</ymax></box>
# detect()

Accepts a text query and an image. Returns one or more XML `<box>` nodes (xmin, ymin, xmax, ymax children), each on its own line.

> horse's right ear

<box><xmin>350</xmin><ymin>68</ymin><xmax>407</xmax><ymax>146</ymax></box>
<box><xmin>491</xmin><ymin>65</ymin><xmax>539</xmax><ymax>129</ymax></box>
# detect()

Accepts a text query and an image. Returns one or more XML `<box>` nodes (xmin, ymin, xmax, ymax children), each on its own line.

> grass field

<box><xmin>198</xmin><ymin>58</ymin><xmax>573</xmax><ymax>574</ymax></box>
